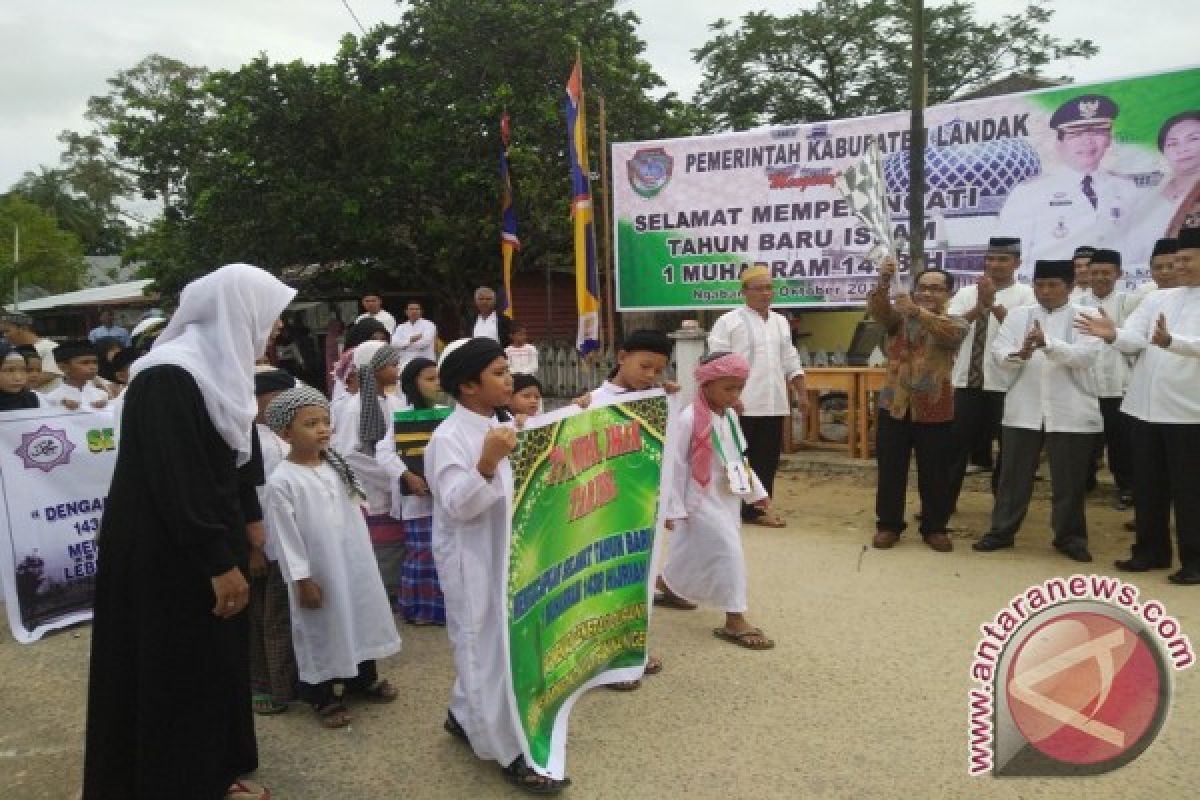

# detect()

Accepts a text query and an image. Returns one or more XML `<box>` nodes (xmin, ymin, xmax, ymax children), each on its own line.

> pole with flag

<box><xmin>565</xmin><ymin>54</ymin><xmax>601</xmax><ymax>356</ymax></box>
<box><xmin>499</xmin><ymin>112</ymin><xmax>520</xmax><ymax>318</ymax></box>
<box><xmin>832</xmin><ymin>140</ymin><xmax>899</xmax><ymax>288</ymax></box>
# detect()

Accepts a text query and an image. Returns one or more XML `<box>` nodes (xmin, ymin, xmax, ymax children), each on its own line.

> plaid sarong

<box><xmin>399</xmin><ymin>516</ymin><xmax>445</xmax><ymax>625</ymax></box>
<box><xmin>249</xmin><ymin>560</ymin><xmax>297</xmax><ymax>704</ymax></box>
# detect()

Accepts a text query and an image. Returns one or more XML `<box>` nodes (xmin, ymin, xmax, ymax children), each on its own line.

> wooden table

<box><xmin>782</xmin><ymin>367</ymin><xmax>888</xmax><ymax>459</ymax></box>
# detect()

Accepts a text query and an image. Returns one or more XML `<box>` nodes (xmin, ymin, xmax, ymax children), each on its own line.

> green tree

<box><xmin>9</xmin><ymin>165</ymin><xmax>130</xmax><ymax>256</ymax></box>
<box><xmin>80</xmin><ymin>54</ymin><xmax>212</xmax><ymax>210</ymax></box>
<box><xmin>694</xmin><ymin>0</ymin><xmax>1098</xmax><ymax>129</ymax></box>
<box><xmin>118</xmin><ymin>0</ymin><xmax>705</xmax><ymax>311</ymax></box>
<box><xmin>0</xmin><ymin>195</ymin><xmax>87</xmax><ymax>299</ymax></box>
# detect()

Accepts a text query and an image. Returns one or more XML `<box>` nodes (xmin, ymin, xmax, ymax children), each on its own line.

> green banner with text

<box><xmin>505</xmin><ymin>390</ymin><xmax>670</xmax><ymax>778</ymax></box>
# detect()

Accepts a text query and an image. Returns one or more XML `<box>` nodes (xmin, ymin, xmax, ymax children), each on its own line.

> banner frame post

<box><xmin>908</xmin><ymin>0</ymin><xmax>926</xmax><ymax>276</ymax></box>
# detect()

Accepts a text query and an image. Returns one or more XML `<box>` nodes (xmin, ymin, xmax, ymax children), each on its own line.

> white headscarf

<box><xmin>131</xmin><ymin>263</ymin><xmax>296</xmax><ymax>466</ymax></box>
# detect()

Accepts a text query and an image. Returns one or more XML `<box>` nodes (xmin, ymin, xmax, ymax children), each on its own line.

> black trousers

<box><xmin>1091</xmin><ymin>398</ymin><xmax>1134</xmax><ymax>494</ymax></box>
<box><xmin>740</xmin><ymin>415</ymin><xmax>785</xmax><ymax>520</ymax></box>
<box><xmin>874</xmin><ymin>411</ymin><xmax>955</xmax><ymax>536</ymax></box>
<box><xmin>986</xmin><ymin>427</ymin><xmax>1097</xmax><ymax>547</ymax></box>
<box><xmin>1130</xmin><ymin>419</ymin><xmax>1200</xmax><ymax>570</ymax></box>
<box><xmin>302</xmin><ymin>659</ymin><xmax>378</xmax><ymax>708</ymax></box>
<box><xmin>948</xmin><ymin>388</ymin><xmax>1005</xmax><ymax>507</ymax></box>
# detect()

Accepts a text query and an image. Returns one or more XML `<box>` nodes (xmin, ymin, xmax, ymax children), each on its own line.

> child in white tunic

<box><xmin>426</xmin><ymin>337</ymin><xmax>570</xmax><ymax>795</ymax></box>
<box><xmin>659</xmin><ymin>351</ymin><xmax>776</xmax><ymax>650</ymax></box>
<box><xmin>264</xmin><ymin>387</ymin><xmax>402</xmax><ymax>729</ymax></box>
<box><xmin>575</xmin><ymin>330</ymin><xmax>679</xmax><ymax>688</ymax></box>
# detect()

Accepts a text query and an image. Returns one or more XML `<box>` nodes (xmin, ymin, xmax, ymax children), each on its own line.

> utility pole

<box><xmin>11</xmin><ymin>223</ymin><xmax>18</xmax><ymax>310</ymax></box>
<box><xmin>909</xmin><ymin>0</ymin><xmax>926</xmax><ymax>275</ymax></box>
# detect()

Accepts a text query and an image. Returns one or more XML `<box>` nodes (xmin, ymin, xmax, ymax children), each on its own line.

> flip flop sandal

<box><xmin>251</xmin><ymin>694</ymin><xmax>289</xmax><ymax>715</ymax></box>
<box><xmin>225</xmin><ymin>780</ymin><xmax>271</xmax><ymax>800</ymax></box>
<box><xmin>713</xmin><ymin>627</ymin><xmax>776</xmax><ymax>651</ymax></box>
<box><xmin>315</xmin><ymin>702</ymin><xmax>352</xmax><ymax>729</ymax></box>
<box><xmin>653</xmin><ymin>592</ymin><xmax>698</xmax><ymax>610</ymax></box>
<box><xmin>503</xmin><ymin>756</ymin><xmax>571</xmax><ymax>795</ymax></box>
<box><xmin>746</xmin><ymin>514</ymin><xmax>787</xmax><ymax>528</ymax></box>
<box><xmin>352</xmin><ymin>679</ymin><xmax>398</xmax><ymax>703</ymax></box>
<box><xmin>444</xmin><ymin>711</ymin><xmax>470</xmax><ymax>744</ymax></box>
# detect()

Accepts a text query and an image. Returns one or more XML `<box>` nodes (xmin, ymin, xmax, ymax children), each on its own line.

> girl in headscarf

<box><xmin>658</xmin><ymin>351</ymin><xmax>776</xmax><ymax>651</ymax></box>
<box><xmin>392</xmin><ymin>357</ymin><xmax>446</xmax><ymax>625</ymax></box>
<box><xmin>0</xmin><ymin>343</ymin><xmax>39</xmax><ymax>410</ymax></box>
<box><xmin>83</xmin><ymin>264</ymin><xmax>295</xmax><ymax>800</ymax></box>
<box><xmin>263</xmin><ymin>387</ymin><xmax>401</xmax><ymax>729</ymax></box>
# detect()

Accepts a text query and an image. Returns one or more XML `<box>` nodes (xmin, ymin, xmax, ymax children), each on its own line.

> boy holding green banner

<box><xmin>425</xmin><ymin>338</ymin><xmax>570</xmax><ymax>795</ymax></box>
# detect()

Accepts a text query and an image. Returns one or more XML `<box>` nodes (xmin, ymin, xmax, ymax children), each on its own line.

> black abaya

<box><xmin>83</xmin><ymin>365</ymin><xmax>258</xmax><ymax>799</ymax></box>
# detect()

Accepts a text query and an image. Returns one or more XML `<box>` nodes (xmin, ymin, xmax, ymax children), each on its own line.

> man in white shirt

<box><xmin>1075</xmin><ymin>248</ymin><xmax>1137</xmax><ymax>506</ymax></box>
<box><xmin>946</xmin><ymin>237</ymin><xmax>1036</xmax><ymax>508</ymax></box>
<box><xmin>1130</xmin><ymin>237</ymin><xmax>1180</xmax><ymax>310</ymax></box>
<box><xmin>1075</xmin><ymin>225</ymin><xmax>1200</xmax><ymax>585</ymax></box>
<box><xmin>707</xmin><ymin>264</ymin><xmax>806</xmax><ymax>528</ymax></box>
<box><xmin>467</xmin><ymin>287</ymin><xmax>512</xmax><ymax>347</ymax></box>
<box><xmin>995</xmin><ymin>94</ymin><xmax>1133</xmax><ymax>278</ymax></box>
<box><xmin>355</xmin><ymin>293</ymin><xmax>397</xmax><ymax>335</ymax></box>
<box><xmin>973</xmin><ymin>260</ymin><xmax>1102</xmax><ymax>563</ymax></box>
<box><xmin>391</xmin><ymin>301</ymin><xmax>438</xmax><ymax>364</ymax></box>
<box><xmin>1068</xmin><ymin>245</ymin><xmax>1094</xmax><ymax>304</ymax></box>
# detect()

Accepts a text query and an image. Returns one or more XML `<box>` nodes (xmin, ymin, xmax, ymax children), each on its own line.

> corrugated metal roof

<box><xmin>6</xmin><ymin>279</ymin><xmax>156</xmax><ymax>312</ymax></box>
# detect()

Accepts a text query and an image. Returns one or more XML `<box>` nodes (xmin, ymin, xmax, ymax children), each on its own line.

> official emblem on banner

<box><xmin>14</xmin><ymin>425</ymin><xmax>75</xmax><ymax>473</ymax></box>
<box><xmin>627</xmin><ymin>147</ymin><xmax>673</xmax><ymax>198</ymax></box>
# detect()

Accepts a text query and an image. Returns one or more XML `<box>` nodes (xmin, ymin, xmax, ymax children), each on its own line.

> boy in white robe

<box><xmin>39</xmin><ymin>340</ymin><xmax>110</xmax><ymax>410</ymax></box>
<box><xmin>574</xmin><ymin>329</ymin><xmax>679</xmax><ymax>687</ymax></box>
<box><xmin>426</xmin><ymin>337</ymin><xmax>570</xmax><ymax>795</ymax></box>
<box><xmin>264</xmin><ymin>387</ymin><xmax>401</xmax><ymax>729</ymax></box>
<box><xmin>659</xmin><ymin>351</ymin><xmax>774</xmax><ymax>650</ymax></box>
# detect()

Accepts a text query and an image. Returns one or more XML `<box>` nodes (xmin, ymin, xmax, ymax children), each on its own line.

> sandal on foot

<box><xmin>352</xmin><ymin>679</ymin><xmax>398</xmax><ymax>703</ymax></box>
<box><xmin>652</xmin><ymin>592</ymin><xmax>697</xmax><ymax>610</ymax></box>
<box><xmin>746</xmin><ymin>513</ymin><xmax>787</xmax><ymax>528</ymax></box>
<box><xmin>713</xmin><ymin>627</ymin><xmax>776</xmax><ymax>650</ymax></box>
<box><xmin>314</xmin><ymin>702</ymin><xmax>352</xmax><ymax>729</ymax></box>
<box><xmin>444</xmin><ymin>711</ymin><xmax>470</xmax><ymax>743</ymax></box>
<box><xmin>503</xmin><ymin>756</ymin><xmax>571</xmax><ymax>795</ymax></box>
<box><xmin>643</xmin><ymin>655</ymin><xmax>664</xmax><ymax>676</ymax></box>
<box><xmin>225</xmin><ymin>780</ymin><xmax>271</xmax><ymax>800</ymax></box>
<box><xmin>252</xmin><ymin>693</ymin><xmax>288</xmax><ymax>715</ymax></box>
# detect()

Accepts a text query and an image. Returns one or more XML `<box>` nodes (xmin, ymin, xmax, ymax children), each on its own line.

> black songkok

<box><xmin>1178</xmin><ymin>227</ymin><xmax>1200</xmax><ymax>251</ymax></box>
<box><xmin>1152</xmin><ymin>238</ymin><xmax>1179</xmax><ymax>258</ymax></box>
<box><xmin>987</xmin><ymin>237</ymin><xmax>1021</xmax><ymax>256</ymax></box>
<box><xmin>438</xmin><ymin>337</ymin><xmax>505</xmax><ymax>398</ymax></box>
<box><xmin>254</xmin><ymin>368</ymin><xmax>296</xmax><ymax>396</ymax></box>
<box><xmin>1033</xmin><ymin>260</ymin><xmax>1075</xmax><ymax>284</ymax></box>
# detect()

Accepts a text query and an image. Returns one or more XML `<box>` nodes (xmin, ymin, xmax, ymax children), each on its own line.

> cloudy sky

<box><xmin>1</xmin><ymin>0</ymin><xmax>1193</xmax><ymax>190</ymax></box>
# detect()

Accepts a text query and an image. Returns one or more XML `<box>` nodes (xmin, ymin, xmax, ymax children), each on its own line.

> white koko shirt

<box><xmin>707</xmin><ymin>307</ymin><xmax>804</xmax><ymax>417</ymax></box>
<box><xmin>991</xmin><ymin>303</ymin><xmax>1103</xmax><ymax>433</ymax></box>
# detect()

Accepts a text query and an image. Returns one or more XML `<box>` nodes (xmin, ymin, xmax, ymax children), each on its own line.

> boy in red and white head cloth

<box><xmin>657</xmin><ymin>351</ymin><xmax>776</xmax><ymax>650</ymax></box>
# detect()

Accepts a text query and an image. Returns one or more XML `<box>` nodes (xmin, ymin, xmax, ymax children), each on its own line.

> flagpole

<box><xmin>596</xmin><ymin>94</ymin><xmax>616</xmax><ymax>351</ymax></box>
<box><xmin>908</xmin><ymin>0</ymin><xmax>926</xmax><ymax>279</ymax></box>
